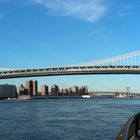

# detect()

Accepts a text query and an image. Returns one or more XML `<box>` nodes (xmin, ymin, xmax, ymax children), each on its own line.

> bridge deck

<box><xmin>0</xmin><ymin>65</ymin><xmax>140</xmax><ymax>79</ymax></box>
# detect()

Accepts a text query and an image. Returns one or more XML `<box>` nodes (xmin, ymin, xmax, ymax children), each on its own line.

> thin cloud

<box><xmin>30</xmin><ymin>0</ymin><xmax>110</xmax><ymax>22</ymax></box>
<box><xmin>117</xmin><ymin>11</ymin><xmax>129</xmax><ymax>17</ymax></box>
<box><xmin>117</xmin><ymin>4</ymin><xmax>133</xmax><ymax>17</ymax></box>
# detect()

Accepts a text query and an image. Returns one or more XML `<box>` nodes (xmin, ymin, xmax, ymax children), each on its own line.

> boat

<box><xmin>116</xmin><ymin>112</ymin><xmax>140</xmax><ymax>140</ymax></box>
<box><xmin>82</xmin><ymin>95</ymin><xmax>91</xmax><ymax>98</ymax></box>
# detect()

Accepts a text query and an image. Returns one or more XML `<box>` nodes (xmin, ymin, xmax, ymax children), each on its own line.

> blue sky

<box><xmin>0</xmin><ymin>0</ymin><xmax>140</xmax><ymax>92</ymax></box>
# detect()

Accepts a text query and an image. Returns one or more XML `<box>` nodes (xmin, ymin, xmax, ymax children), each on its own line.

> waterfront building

<box><xmin>51</xmin><ymin>84</ymin><xmax>59</xmax><ymax>96</ymax></box>
<box><xmin>26</xmin><ymin>80</ymin><xmax>38</xmax><ymax>96</ymax></box>
<box><xmin>18</xmin><ymin>84</ymin><xmax>27</xmax><ymax>95</ymax></box>
<box><xmin>41</xmin><ymin>85</ymin><xmax>48</xmax><ymax>96</ymax></box>
<box><xmin>115</xmin><ymin>93</ymin><xmax>127</xmax><ymax>98</ymax></box>
<box><xmin>79</xmin><ymin>86</ymin><xmax>88</xmax><ymax>95</ymax></box>
<box><xmin>78</xmin><ymin>86</ymin><xmax>84</xmax><ymax>95</ymax></box>
<box><xmin>70</xmin><ymin>86</ymin><xmax>78</xmax><ymax>95</ymax></box>
<box><xmin>33</xmin><ymin>81</ymin><xmax>38</xmax><ymax>96</ymax></box>
<box><xmin>61</xmin><ymin>88</ymin><xmax>69</xmax><ymax>96</ymax></box>
<box><xmin>0</xmin><ymin>84</ymin><xmax>18</xmax><ymax>99</ymax></box>
<box><xmin>26</xmin><ymin>80</ymin><xmax>32</xmax><ymax>95</ymax></box>
<box><xmin>84</xmin><ymin>86</ymin><xmax>88</xmax><ymax>95</ymax></box>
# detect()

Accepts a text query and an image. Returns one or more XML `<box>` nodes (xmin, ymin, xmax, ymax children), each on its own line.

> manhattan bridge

<box><xmin>1</xmin><ymin>50</ymin><xmax>140</xmax><ymax>79</ymax></box>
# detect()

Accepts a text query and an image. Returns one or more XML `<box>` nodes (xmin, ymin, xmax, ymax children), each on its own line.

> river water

<box><xmin>0</xmin><ymin>98</ymin><xmax>140</xmax><ymax>140</ymax></box>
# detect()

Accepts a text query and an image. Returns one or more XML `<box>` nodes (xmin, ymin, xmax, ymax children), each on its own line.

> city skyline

<box><xmin>17</xmin><ymin>80</ymin><xmax>89</xmax><ymax>97</ymax></box>
<box><xmin>18</xmin><ymin>80</ymin><xmax>88</xmax><ymax>94</ymax></box>
<box><xmin>0</xmin><ymin>0</ymin><xmax>140</xmax><ymax>92</ymax></box>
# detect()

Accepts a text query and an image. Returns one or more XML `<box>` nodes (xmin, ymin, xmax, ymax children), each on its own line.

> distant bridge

<box><xmin>91</xmin><ymin>91</ymin><xmax>140</xmax><ymax>95</ymax></box>
<box><xmin>1</xmin><ymin>50</ymin><xmax>140</xmax><ymax>79</ymax></box>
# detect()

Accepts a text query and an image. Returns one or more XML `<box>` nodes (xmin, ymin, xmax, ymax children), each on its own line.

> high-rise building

<box><xmin>61</xmin><ymin>88</ymin><xmax>69</xmax><ymax>96</ymax></box>
<box><xmin>0</xmin><ymin>84</ymin><xmax>17</xmax><ymax>99</ymax></box>
<box><xmin>84</xmin><ymin>86</ymin><xmax>88</xmax><ymax>95</ymax></box>
<box><xmin>70</xmin><ymin>86</ymin><xmax>78</xmax><ymax>95</ymax></box>
<box><xmin>18</xmin><ymin>84</ymin><xmax>27</xmax><ymax>95</ymax></box>
<box><xmin>33</xmin><ymin>81</ymin><xmax>38</xmax><ymax>96</ymax></box>
<box><xmin>26</xmin><ymin>80</ymin><xmax>33</xmax><ymax>95</ymax></box>
<box><xmin>41</xmin><ymin>85</ymin><xmax>48</xmax><ymax>96</ymax></box>
<box><xmin>78</xmin><ymin>86</ymin><xmax>88</xmax><ymax>95</ymax></box>
<box><xmin>26</xmin><ymin>80</ymin><xmax>38</xmax><ymax>96</ymax></box>
<box><xmin>51</xmin><ymin>84</ymin><xmax>59</xmax><ymax>96</ymax></box>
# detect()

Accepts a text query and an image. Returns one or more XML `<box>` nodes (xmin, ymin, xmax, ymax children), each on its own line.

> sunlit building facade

<box><xmin>41</xmin><ymin>85</ymin><xmax>48</xmax><ymax>96</ymax></box>
<box><xmin>26</xmin><ymin>80</ymin><xmax>38</xmax><ymax>96</ymax></box>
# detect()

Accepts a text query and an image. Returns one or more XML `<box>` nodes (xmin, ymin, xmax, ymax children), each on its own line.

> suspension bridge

<box><xmin>1</xmin><ymin>50</ymin><xmax>140</xmax><ymax>79</ymax></box>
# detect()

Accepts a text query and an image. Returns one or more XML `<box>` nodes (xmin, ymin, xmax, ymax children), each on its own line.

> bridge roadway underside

<box><xmin>0</xmin><ymin>68</ymin><xmax>140</xmax><ymax>79</ymax></box>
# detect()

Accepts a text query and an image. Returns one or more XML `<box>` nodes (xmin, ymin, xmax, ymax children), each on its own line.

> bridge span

<box><xmin>0</xmin><ymin>65</ymin><xmax>140</xmax><ymax>79</ymax></box>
